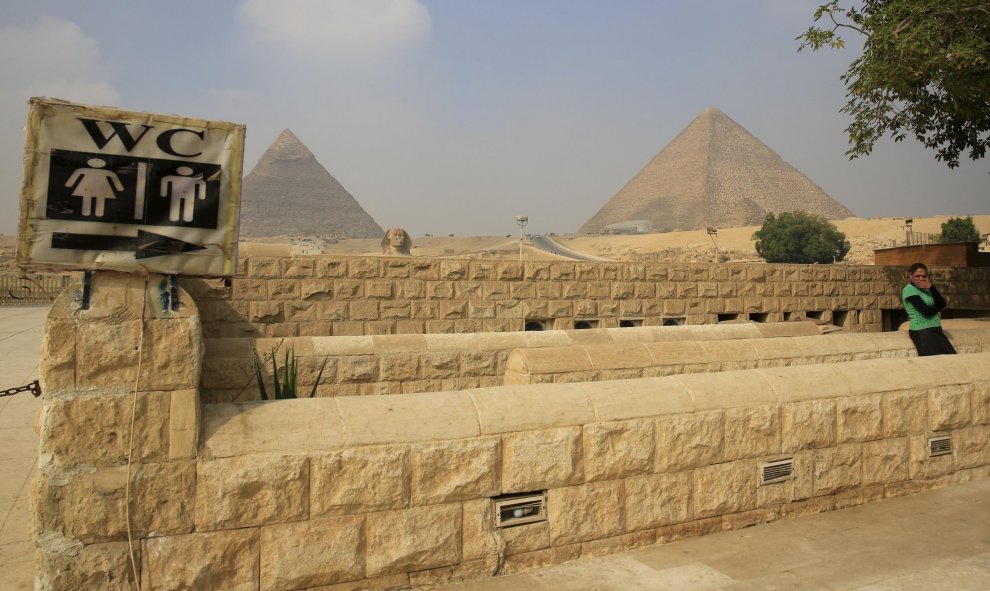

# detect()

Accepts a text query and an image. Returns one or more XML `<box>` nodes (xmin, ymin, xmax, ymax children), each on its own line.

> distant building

<box><xmin>602</xmin><ymin>220</ymin><xmax>652</xmax><ymax>235</ymax></box>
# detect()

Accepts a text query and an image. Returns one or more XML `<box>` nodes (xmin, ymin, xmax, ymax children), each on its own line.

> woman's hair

<box><xmin>908</xmin><ymin>262</ymin><xmax>929</xmax><ymax>275</ymax></box>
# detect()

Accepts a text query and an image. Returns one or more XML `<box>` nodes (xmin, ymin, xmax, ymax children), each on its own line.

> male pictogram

<box><xmin>160</xmin><ymin>166</ymin><xmax>206</xmax><ymax>222</ymax></box>
<box><xmin>64</xmin><ymin>158</ymin><xmax>123</xmax><ymax>217</ymax></box>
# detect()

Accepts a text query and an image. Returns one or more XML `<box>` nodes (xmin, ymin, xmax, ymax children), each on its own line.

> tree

<box><xmin>753</xmin><ymin>211</ymin><xmax>851</xmax><ymax>263</ymax></box>
<box><xmin>798</xmin><ymin>1</ymin><xmax>990</xmax><ymax>167</ymax></box>
<box><xmin>937</xmin><ymin>215</ymin><xmax>982</xmax><ymax>242</ymax></box>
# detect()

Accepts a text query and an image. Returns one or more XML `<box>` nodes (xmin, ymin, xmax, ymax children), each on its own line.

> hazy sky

<box><xmin>1</xmin><ymin>0</ymin><xmax>986</xmax><ymax>237</ymax></box>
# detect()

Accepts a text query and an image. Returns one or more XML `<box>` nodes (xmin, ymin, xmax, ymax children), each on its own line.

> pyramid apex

<box><xmin>265</xmin><ymin>129</ymin><xmax>315</xmax><ymax>161</ymax></box>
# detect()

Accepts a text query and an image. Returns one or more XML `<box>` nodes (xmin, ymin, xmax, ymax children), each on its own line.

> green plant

<box><xmin>753</xmin><ymin>211</ymin><xmax>850</xmax><ymax>264</ymax></box>
<box><xmin>798</xmin><ymin>1</ymin><xmax>990</xmax><ymax>167</ymax></box>
<box><xmin>937</xmin><ymin>215</ymin><xmax>981</xmax><ymax>243</ymax></box>
<box><xmin>253</xmin><ymin>341</ymin><xmax>329</xmax><ymax>400</ymax></box>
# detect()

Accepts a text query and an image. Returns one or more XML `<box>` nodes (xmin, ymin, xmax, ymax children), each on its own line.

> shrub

<box><xmin>253</xmin><ymin>341</ymin><xmax>328</xmax><ymax>400</ymax></box>
<box><xmin>936</xmin><ymin>216</ymin><xmax>981</xmax><ymax>243</ymax></box>
<box><xmin>753</xmin><ymin>211</ymin><xmax>850</xmax><ymax>264</ymax></box>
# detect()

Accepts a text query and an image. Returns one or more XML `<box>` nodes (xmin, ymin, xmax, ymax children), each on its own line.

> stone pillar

<box><xmin>32</xmin><ymin>271</ymin><xmax>202</xmax><ymax>590</ymax></box>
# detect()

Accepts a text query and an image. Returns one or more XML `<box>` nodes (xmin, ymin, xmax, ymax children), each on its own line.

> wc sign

<box><xmin>17</xmin><ymin>98</ymin><xmax>246</xmax><ymax>277</ymax></box>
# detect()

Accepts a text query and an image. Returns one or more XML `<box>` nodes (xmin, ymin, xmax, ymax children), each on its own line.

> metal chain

<box><xmin>0</xmin><ymin>380</ymin><xmax>41</xmax><ymax>398</ymax></box>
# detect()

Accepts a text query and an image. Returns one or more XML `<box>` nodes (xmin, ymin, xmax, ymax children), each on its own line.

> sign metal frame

<box><xmin>17</xmin><ymin>98</ymin><xmax>246</xmax><ymax>277</ymax></box>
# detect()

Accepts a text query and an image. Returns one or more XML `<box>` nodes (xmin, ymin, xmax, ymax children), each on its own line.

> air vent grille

<box><xmin>929</xmin><ymin>435</ymin><xmax>952</xmax><ymax>457</ymax></box>
<box><xmin>493</xmin><ymin>492</ymin><xmax>546</xmax><ymax>528</ymax></box>
<box><xmin>761</xmin><ymin>459</ymin><xmax>794</xmax><ymax>485</ymax></box>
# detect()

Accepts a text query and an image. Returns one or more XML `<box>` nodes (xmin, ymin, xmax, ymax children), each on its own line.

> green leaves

<box><xmin>753</xmin><ymin>211</ymin><xmax>851</xmax><ymax>264</ymax></box>
<box><xmin>252</xmin><ymin>340</ymin><xmax>329</xmax><ymax>400</ymax></box>
<box><xmin>798</xmin><ymin>0</ymin><xmax>990</xmax><ymax>167</ymax></box>
<box><xmin>937</xmin><ymin>215</ymin><xmax>982</xmax><ymax>243</ymax></box>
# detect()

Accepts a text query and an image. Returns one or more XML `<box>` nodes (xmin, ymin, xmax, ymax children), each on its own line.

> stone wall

<box><xmin>201</xmin><ymin>321</ymin><xmax>822</xmax><ymax>402</ymax></box>
<box><xmin>33</xmin><ymin>270</ymin><xmax>990</xmax><ymax>590</ymax></box>
<box><xmin>185</xmin><ymin>256</ymin><xmax>990</xmax><ymax>339</ymax></box>
<box><xmin>188</xmin><ymin>354</ymin><xmax>990</xmax><ymax>589</ymax></box>
<box><xmin>33</xmin><ymin>272</ymin><xmax>201</xmax><ymax>591</ymax></box>
<box><xmin>505</xmin><ymin>327</ymin><xmax>990</xmax><ymax>385</ymax></box>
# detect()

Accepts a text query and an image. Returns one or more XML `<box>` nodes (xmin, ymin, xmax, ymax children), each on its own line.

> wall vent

<box><xmin>929</xmin><ymin>435</ymin><xmax>952</xmax><ymax>457</ymax></box>
<box><xmin>761</xmin><ymin>459</ymin><xmax>794</xmax><ymax>485</ymax></box>
<box><xmin>493</xmin><ymin>492</ymin><xmax>546</xmax><ymax>528</ymax></box>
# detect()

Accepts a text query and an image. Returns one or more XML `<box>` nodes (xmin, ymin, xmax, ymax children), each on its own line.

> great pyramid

<box><xmin>238</xmin><ymin>129</ymin><xmax>384</xmax><ymax>239</ymax></box>
<box><xmin>578</xmin><ymin>108</ymin><xmax>853</xmax><ymax>233</ymax></box>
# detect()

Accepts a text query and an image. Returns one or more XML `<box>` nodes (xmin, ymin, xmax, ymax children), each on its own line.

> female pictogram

<box><xmin>160</xmin><ymin>165</ymin><xmax>206</xmax><ymax>222</ymax></box>
<box><xmin>64</xmin><ymin>158</ymin><xmax>123</xmax><ymax>217</ymax></box>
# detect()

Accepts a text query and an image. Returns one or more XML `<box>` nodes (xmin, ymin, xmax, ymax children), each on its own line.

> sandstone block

<box><xmin>195</xmin><ymin>455</ymin><xmax>309</xmax><ymax>531</ymax></box>
<box><xmin>142</xmin><ymin>530</ymin><xmax>259</xmax><ymax>591</ymax></box>
<box><xmin>927</xmin><ymin>384</ymin><xmax>972</xmax><ymax>431</ymax></box>
<box><xmin>269</xmin><ymin>279</ymin><xmax>300</xmax><ymax>299</ymax></box>
<box><xmin>461</xmin><ymin>499</ymin><xmax>500</xmax><ymax>563</ymax></box>
<box><xmin>366</xmin><ymin>504</ymin><xmax>462</xmax><ymax>577</ymax></box>
<box><xmin>499</xmin><ymin>521</ymin><xmax>550</xmax><ymax>555</ymax></box>
<box><xmin>37</xmin><ymin>539</ymin><xmax>134</xmax><ymax>591</ymax></box>
<box><xmin>260</xmin><ymin>516</ymin><xmax>365</xmax><ymax>591</ymax></box>
<box><xmin>37</xmin><ymin>461</ymin><xmax>195</xmax><ymax>544</ymax></box>
<box><xmin>781</xmin><ymin>400</ymin><xmax>836</xmax><ymax>452</ymax></box>
<box><xmin>420</xmin><ymin>351</ymin><xmax>460</xmax><ymax>379</ymax></box>
<box><xmin>169</xmin><ymin>389</ymin><xmax>199</xmax><ymax>460</ymax></box>
<box><xmin>836</xmin><ymin>395</ymin><xmax>883</xmax><ymax>443</ymax></box>
<box><xmin>201</xmin><ymin>399</ymin><xmax>345</xmax><ymax>458</ymax></box>
<box><xmin>74</xmin><ymin>321</ymin><xmax>141</xmax><ymax>387</ymax></box>
<box><xmin>250</xmin><ymin>301</ymin><xmax>283</xmax><ymax>323</ymax></box>
<box><xmin>655</xmin><ymin>411</ymin><xmax>724</xmax><ymax>472</ymax></box>
<box><xmin>547</xmin><ymin>480</ymin><xmax>624</xmax><ymax>545</ymax></box>
<box><xmin>814</xmin><ymin>443</ymin><xmax>863</xmax><ymax>495</ymax></box>
<box><xmin>882</xmin><ymin>392</ymin><xmax>927</xmax><ymax>438</ymax></box>
<box><xmin>39</xmin><ymin>316</ymin><xmax>76</xmax><ymax>392</ymax></box>
<box><xmin>862</xmin><ymin>438</ymin><xmax>909</xmax><ymax>486</ymax></box>
<box><xmin>724</xmin><ymin>405</ymin><xmax>781</xmax><ymax>461</ymax></box>
<box><xmin>311</xmin><ymin>446</ymin><xmax>409</xmax><ymax>517</ymax></box>
<box><xmin>411</xmin><ymin>437</ymin><xmax>500</xmax><ymax>505</ymax></box>
<box><xmin>379</xmin><ymin>353</ymin><xmax>420</xmax><ymax>381</ymax></box>
<box><xmin>338</xmin><ymin>355</ymin><xmax>379</xmax><ymax>382</ymax></box>
<box><xmin>317</xmin><ymin>301</ymin><xmax>349</xmax><ymax>321</ymax></box>
<box><xmin>624</xmin><ymin>471</ymin><xmax>691</xmax><ymax>531</ymax></box>
<box><xmin>693</xmin><ymin>460</ymin><xmax>758</xmax><ymax>519</ymax></box>
<box><xmin>501</xmin><ymin>427</ymin><xmax>583</xmax><ymax>492</ymax></box>
<box><xmin>972</xmin><ymin>382</ymin><xmax>990</xmax><ymax>425</ymax></box>
<box><xmin>582</xmin><ymin>419</ymin><xmax>655</xmax><ymax>482</ymax></box>
<box><xmin>40</xmin><ymin>391</ymin><xmax>170</xmax><ymax>466</ymax></box>
<box><xmin>954</xmin><ymin>425</ymin><xmax>990</xmax><ymax>469</ymax></box>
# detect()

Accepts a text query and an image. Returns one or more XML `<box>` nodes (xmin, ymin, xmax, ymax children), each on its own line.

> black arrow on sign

<box><xmin>51</xmin><ymin>230</ymin><xmax>206</xmax><ymax>259</ymax></box>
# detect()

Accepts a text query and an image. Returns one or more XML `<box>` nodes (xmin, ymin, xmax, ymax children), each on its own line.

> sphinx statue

<box><xmin>381</xmin><ymin>227</ymin><xmax>412</xmax><ymax>256</ymax></box>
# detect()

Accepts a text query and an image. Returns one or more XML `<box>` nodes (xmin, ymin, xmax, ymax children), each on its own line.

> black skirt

<box><xmin>908</xmin><ymin>327</ymin><xmax>957</xmax><ymax>356</ymax></box>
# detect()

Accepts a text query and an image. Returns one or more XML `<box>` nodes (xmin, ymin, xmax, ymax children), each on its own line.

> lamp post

<box><xmin>904</xmin><ymin>218</ymin><xmax>914</xmax><ymax>245</ymax></box>
<box><xmin>516</xmin><ymin>215</ymin><xmax>528</xmax><ymax>262</ymax></box>
<box><xmin>707</xmin><ymin>227</ymin><xmax>719</xmax><ymax>263</ymax></box>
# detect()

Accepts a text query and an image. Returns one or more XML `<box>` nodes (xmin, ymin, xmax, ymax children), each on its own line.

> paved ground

<box><xmin>0</xmin><ymin>306</ymin><xmax>989</xmax><ymax>591</ymax></box>
<box><xmin>0</xmin><ymin>306</ymin><xmax>46</xmax><ymax>591</ymax></box>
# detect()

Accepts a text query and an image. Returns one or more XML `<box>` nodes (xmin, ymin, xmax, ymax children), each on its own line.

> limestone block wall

<box><xmin>185</xmin><ymin>256</ymin><xmax>990</xmax><ymax>339</ymax></box>
<box><xmin>177</xmin><ymin>353</ymin><xmax>990</xmax><ymax>590</ymax></box>
<box><xmin>505</xmin><ymin>328</ymin><xmax>990</xmax><ymax>385</ymax></box>
<box><xmin>201</xmin><ymin>321</ymin><xmax>822</xmax><ymax>401</ymax></box>
<box><xmin>33</xmin><ymin>272</ymin><xmax>202</xmax><ymax>591</ymax></box>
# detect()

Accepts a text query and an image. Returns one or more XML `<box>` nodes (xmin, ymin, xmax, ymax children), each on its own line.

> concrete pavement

<box><xmin>0</xmin><ymin>305</ymin><xmax>989</xmax><ymax>591</ymax></box>
<box><xmin>0</xmin><ymin>306</ymin><xmax>46</xmax><ymax>591</ymax></box>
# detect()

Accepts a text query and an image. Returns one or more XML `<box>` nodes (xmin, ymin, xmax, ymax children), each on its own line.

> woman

<box><xmin>902</xmin><ymin>262</ymin><xmax>956</xmax><ymax>356</ymax></box>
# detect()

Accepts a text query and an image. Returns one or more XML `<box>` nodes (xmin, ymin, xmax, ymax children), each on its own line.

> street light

<box><xmin>516</xmin><ymin>216</ymin><xmax>528</xmax><ymax>262</ymax></box>
<box><xmin>707</xmin><ymin>227</ymin><xmax>719</xmax><ymax>263</ymax></box>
